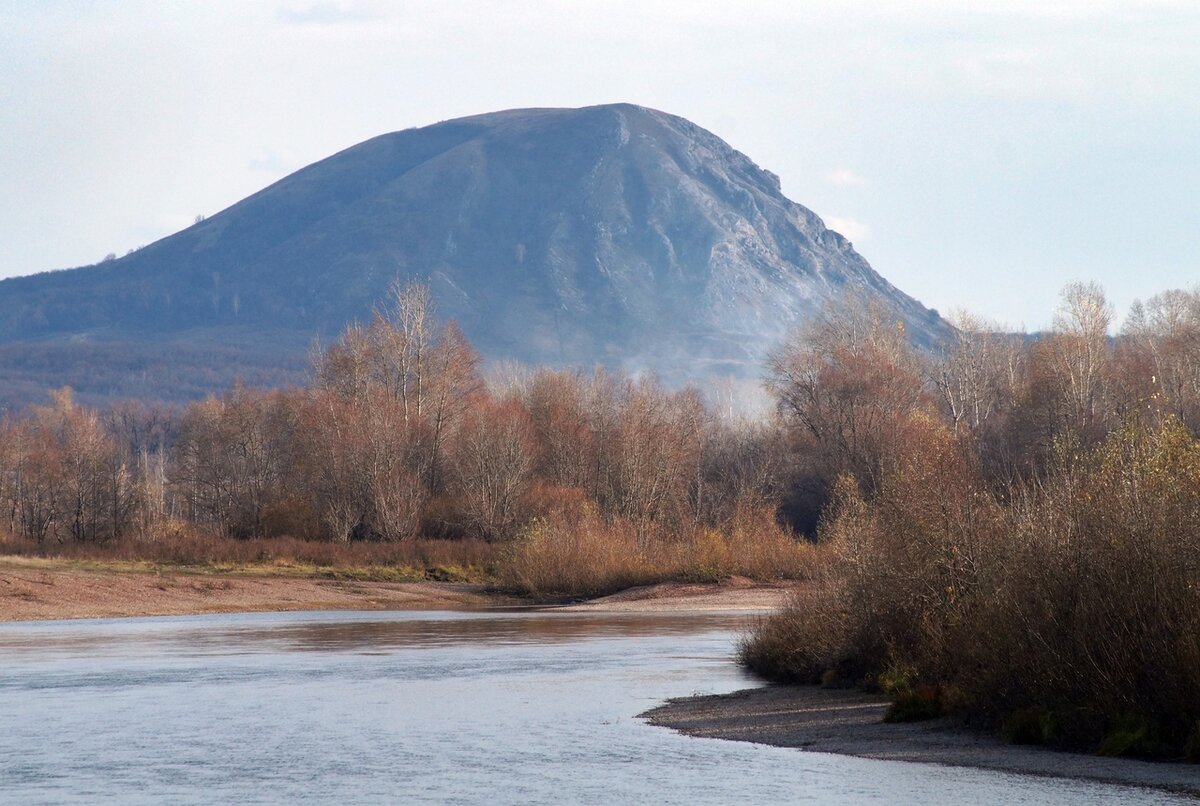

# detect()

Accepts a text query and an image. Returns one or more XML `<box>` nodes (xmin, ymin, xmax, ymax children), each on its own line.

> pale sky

<box><xmin>2</xmin><ymin>0</ymin><xmax>1197</xmax><ymax>330</ymax></box>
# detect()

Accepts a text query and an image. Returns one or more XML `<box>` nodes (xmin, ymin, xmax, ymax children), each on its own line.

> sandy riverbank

<box><xmin>557</xmin><ymin>577</ymin><xmax>796</xmax><ymax>612</ymax></box>
<box><xmin>642</xmin><ymin>685</ymin><xmax>1200</xmax><ymax>797</ymax></box>
<box><xmin>0</xmin><ymin>557</ymin><xmax>499</xmax><ymax>621</ymax></box>
<box><xmin>0</xmin><ymin>557</ymin><xmax>796</xmax><ymax>621</ymax></box>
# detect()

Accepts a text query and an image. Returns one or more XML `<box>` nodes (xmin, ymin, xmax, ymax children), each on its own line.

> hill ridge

<box><xmin>0</xmin><ymin>103</ymin><xmax>947</xmax><ymax>406</ymax></box>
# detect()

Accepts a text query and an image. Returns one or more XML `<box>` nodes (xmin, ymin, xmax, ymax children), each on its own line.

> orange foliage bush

<box><xmin>501</xmin><ymin>504</ymin><xmax>811</xmax><ymax>599</ymax></box>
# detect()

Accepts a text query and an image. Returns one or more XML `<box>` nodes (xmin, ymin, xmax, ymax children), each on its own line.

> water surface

<box><xmin>0</xmin><ymin>610</ymin><xmax>1186</xmax><ymax>804</ymax></box>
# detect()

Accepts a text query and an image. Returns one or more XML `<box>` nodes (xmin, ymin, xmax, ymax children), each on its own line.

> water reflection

<box><xmin>0</xmin><ymin>610</ymin><xmax>754</xmax><ymax>658</ymax></box>
<box><xmin>242</xmin><ymin>612</ymin><xmax>755</xmax><ymax>652</ymax></box>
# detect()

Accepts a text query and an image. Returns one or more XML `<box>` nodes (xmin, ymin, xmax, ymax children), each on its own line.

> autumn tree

<box><xmin>767</xmin><ymin>295</ymin><xmax>932</xmax><ymax>529</ymax></box>
<box><xmin>172</xmin><ymin>387</ymin><xmax>297</xmax><ymax>538</ymax></box>
<box><xmin>102</xmin><ymin>401</ymin><xmax>178</xmax><ymax>536</ymax></box>
<box><xmin>928</xmin><ymin>311</ymin><xmax>1033</xmax><ymax>485</ymax></box>
<box><xmin>524</xmin><ymin>369</ymin><xmax>597</xmax><ymax>494</ymax></box>
<box><xmin>0</xmin><ymin>414</ymin><xmax>63</xmax><ymax>543</ymax></box>
<box><xmin>450</xmin><ymin>395</ymin><xmax>537</xmax><ymax>540</ymax></box>
<box><xmin>932</xmin><ymin>310</ymin><xmax>1023</xmax><ymax>434</ymax></box>
<box><xmin>313</xmin><ymin>279</ymin><xmax>480</xmax><ymax>495</ymax></box>
<box><xmin>0</xmin><ymin>389</ymin><xmax>140</xmax><ymax>543</ymax></box>
<box><xmin>690</xmin><ymin>413</ymin><xmax>787</xmax><ymax>529</ymax></box>
<box><xmin>597</xmin><ymin>377</ymin><xmax>706</xmax><ymax>529</ymax></box>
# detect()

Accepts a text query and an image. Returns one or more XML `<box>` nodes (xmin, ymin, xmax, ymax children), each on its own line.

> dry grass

<box><xmin>500</xmin><ymin>511</ymin><xmax>657</xmax><ymax>598</ymax></box>
<box><xmin>500</xmin><ymin>507</ymin><xmax>813</xmax><ymax>599</ymax></box>
<box><xmin>0</xmin><ymin>527</ymin><xmax>498</xmax><ymax>583</ymax></box>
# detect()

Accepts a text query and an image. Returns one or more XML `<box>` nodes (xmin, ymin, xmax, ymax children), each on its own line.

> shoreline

<box><xmin>6</xmin><ymin>559</ymin><xmax>1195</xmax><ymax>795</ymax></box>
<box><xmin>642</xmin><ymin>685</ymin><xmax>1200</xmax><ymax>797</ymax></box>
<box><xmin>0</xmin><ymin>557</ymin><xmax>796</xmax><ymax>622</ymax></box>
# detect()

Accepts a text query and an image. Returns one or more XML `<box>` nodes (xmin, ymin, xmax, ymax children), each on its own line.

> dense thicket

<box><xmin>746</xmin><ymin>282</ymin><xmax>1200</xmax><ymax>760</ymax></box>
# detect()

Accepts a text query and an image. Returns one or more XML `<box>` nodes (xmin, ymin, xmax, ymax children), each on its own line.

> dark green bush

<box><xmin>884</xmin><ymin>686</ymin><xmax>945</xmax><ymax>723</ymax></box>
<box><xmin>1185</xmin><ymin>722</ymin><xmax>1200</xmax><ymax>764</ymax></box>
<box><xmin>1002</xmin><ymin>707</ymin><xmax>1052</xmax><ymax>746</ymax></box>
<box><xmin>1097</xmin><ymin>716</ymin><xmax>1169</xmax><ymax>759</ymax></box>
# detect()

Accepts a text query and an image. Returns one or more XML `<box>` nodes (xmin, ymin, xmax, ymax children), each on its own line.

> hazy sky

<box><xmin>2</xmin><ymin>1</ymin><xmax>1197</xmax><ymax>329</ymax></box>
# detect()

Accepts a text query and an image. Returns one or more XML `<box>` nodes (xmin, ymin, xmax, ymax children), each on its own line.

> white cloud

<box><xmin>825</xmin><ymin>168</ymin><xmax>867</xmax><ymax>188</ymax></box>
<box><xmin>825</xmin><ymin>216</ymin><xmax>870</xmax><ymax>243</ymax></box>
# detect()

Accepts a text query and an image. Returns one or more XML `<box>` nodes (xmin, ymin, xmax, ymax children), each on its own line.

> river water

<box><xmin>0</xmin><ymin>610</ymin><xmax>1187</xmax><ymax>804</ymax></box>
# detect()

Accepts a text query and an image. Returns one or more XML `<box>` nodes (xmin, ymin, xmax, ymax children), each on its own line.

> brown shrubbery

<box><xmin>746</xmin><ymin>418</ymin><xmax>1200</xmax><ymax>756</ymax></box>
<box><xmin>744</xmin><ymin>282</ymin><xmax>1200</xmax><ymax>760</ymax></box>
<box><xmin>502</xmin><ymin>505</ymin><xmax>812</xmax><ymax>598</ymax></box>
<box><xmin>501</xmin><ymin>509</ymin><xmax>656</xmax><ymax>597</ymax></box>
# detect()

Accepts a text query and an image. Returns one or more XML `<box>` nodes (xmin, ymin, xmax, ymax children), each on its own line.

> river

<box><xmin>0</xmin><ymin>610</ymin><xmax>1187</xmax><ymax>804</ymax></box>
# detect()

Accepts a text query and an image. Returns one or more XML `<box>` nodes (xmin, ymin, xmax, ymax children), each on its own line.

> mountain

<box><xmin>0</xmin><ymin>103</ymin><xmax>948</xmax><ymax>407</ymax></box>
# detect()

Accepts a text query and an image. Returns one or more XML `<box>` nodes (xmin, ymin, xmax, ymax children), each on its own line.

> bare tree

<box><xmin>312</xmin><ymin>279</ymin><xmax>480</xmax><ymax>495</ymax></box>
<box><xmin>598</xmin><ymin>378</ymin><xmax>706</xmax><ymax>529</ymax></box>
<box><xmin>451</xmin><ymin>396</ymin><xmax>536</xmax><ymax>539</ymax></box>
<box><xmin>1124</xmin><ymin>287</ymin><xmax>1200</xmax><ymax>429</ymax></box>
<box><xmin>0</xmin><ymin>390</ymin><xmax>141</xmax><ymax>543</ymax></box>
<box><xmin>172</xmin><ymin>388</ymin><xmax>296</xmax><ymax>538</ymax></box>
<box><xmin>767</xmin><ymin>296</ymin><xmax>930</xmax><ymax>501</ymax></box>
<box><xmin>933</xmin><ymin>310</ymin><xmax>1021</xmax><ymax>434</ymax></box>
<box><xmin>1048</xmin><ymin>281</ymin><xmax>1113</xmax><ymax>426</ymax></box>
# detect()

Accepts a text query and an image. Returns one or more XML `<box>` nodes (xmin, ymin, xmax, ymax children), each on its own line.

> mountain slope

<box><xmin>0</xmin><ymin>104</ymin><xmax>947</xmax><ymax>405</ymax></box>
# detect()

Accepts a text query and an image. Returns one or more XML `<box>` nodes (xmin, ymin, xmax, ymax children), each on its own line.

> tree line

<box><xmin>0</xmin><ymin>282</ymin><xmax>783</xmax><ymax>559</ymax></box>
<box><xmin>6</xmin><ymin>280</ymin><xmax>1200</xmax><ymax>549</ymax></box>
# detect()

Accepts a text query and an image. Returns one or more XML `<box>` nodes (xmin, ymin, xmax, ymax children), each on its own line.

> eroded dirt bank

<box><xmin>642</xmin><ymin>685</ymin><xmax>1200</xmax><ymax>797</ymax></box>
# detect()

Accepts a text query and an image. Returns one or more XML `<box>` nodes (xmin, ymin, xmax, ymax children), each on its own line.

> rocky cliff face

<box><xmin>0</xmin><ymin>104</ymin><xmax>947</xmax><ymax>403</ymax></box>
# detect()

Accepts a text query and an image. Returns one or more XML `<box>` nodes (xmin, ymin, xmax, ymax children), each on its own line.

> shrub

<box><xmin>1186</xmin><ymin>722</ymin><xmax>1200</xmax><ymax>764</ymax></box>
<box><xmin>501</xmin><ymin>502</ymin><xmax>813</xmax><ymax>599</ymax></box>
<box><xmin>743</xmin><ymin>416</ymin><xmax>1200</xmax><ymax>757</ymax></box>
<box><xmin>884</xmin><ymin>686</ymin><xmax>945</xmax><ymax>723</ymax></box>
<box><xmin>1097</xmin><ymin>716</ymin><xmax>1169</xmax><ymax>759</ymax></box>
<box><xmin>500</xmin><ymin>509</ymin><xmax>656</xmax><ymax>598</ymax></box>
<box><xmin>739</xmin><ymin>585</ymin><xmax>852</xmax><ymax>684</ymax></box>
<box><xmin>1002</xmin><ymin>707</ymin><xmax>1052</xmax><ymax>746</ymax></box>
